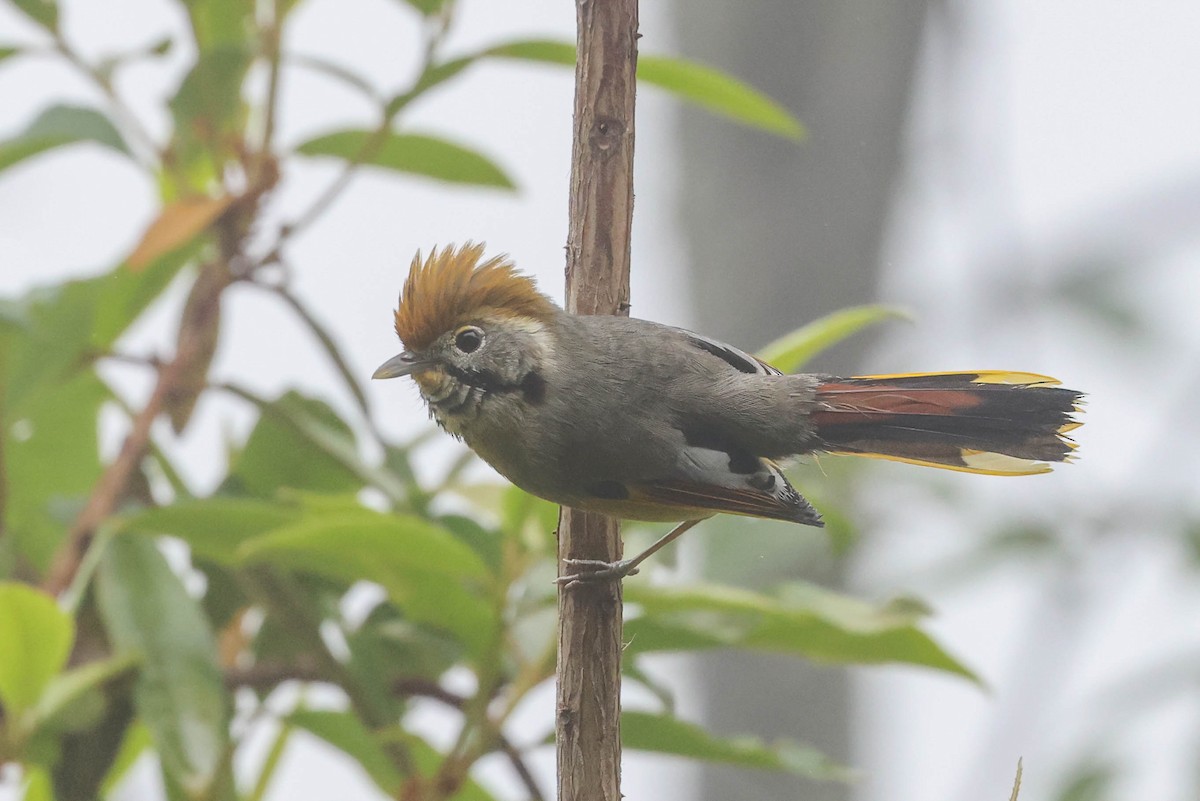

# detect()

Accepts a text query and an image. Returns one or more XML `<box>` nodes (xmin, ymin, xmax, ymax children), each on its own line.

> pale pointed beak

<box><xmin>372</xmin><ymin>351</ymin><xmax>427</xmax><ymax>380</ymax></box>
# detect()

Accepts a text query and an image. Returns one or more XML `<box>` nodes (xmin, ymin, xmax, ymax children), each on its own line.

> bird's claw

<box><xmin>555</xmin><ymin>558</ymin><xmax>640</xmax><ymax>588</ymax></box>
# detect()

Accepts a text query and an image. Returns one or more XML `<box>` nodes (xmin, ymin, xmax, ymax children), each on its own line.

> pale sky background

<box><xmin>2</xmin><ymin>1</ymin><xmax>1199</xmax><ymax>800</ymax></box>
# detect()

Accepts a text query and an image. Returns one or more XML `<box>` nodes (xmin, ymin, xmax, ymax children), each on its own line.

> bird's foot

<box><xmin>555</xmin><ymin>558</ymin><xmax>640</xmax><ymax>588</ymax></box>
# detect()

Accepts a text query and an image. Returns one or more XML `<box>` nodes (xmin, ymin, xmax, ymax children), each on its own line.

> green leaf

<box><xmin>4</xmin><ymin>248</ymin><xmax>194</xmax><ymax>413</ymax></box>
<box><xmin>1054</xmin><ymin>761</ymin><xmax>1117</xmax><ymax>801</ymax></box>
<box><xmin>4</xmin><ymin>373</ymin><xmax>106</xmax><ymax>570</ymax></box>
<box><xmin>398</xmin><ymin>0</ymin><xmax>448</xmax><ymax>16</ymax></box>
<box><xmin>168</xmin><ymin>44</ymin><xmax>252</xmax><ymax>186</ymax></box>
<box><xmin>483</xmin><ymin>39</ymin><xmax>575</xmax><ymax>67</ymax></box>
<box><xmin>0</xmin><ymin>582</ymin><xmax>74</xmax><ymax>717</ymax></box>
<box><xmin>9</xmin><ymin>0</ymin><xmax>58</xmax><ymax>30</ymax></box>
<box><xmin>624</xmin><ymin>581</ymin><xmax>977</xmax><ymax>680</ymax></box>
<box><xmin>287</xmin><ymin>53</ymin><xmax>381</xmax><ymax>103</ymax></box>
<box><xmin>757</xmin><ymin>305</ymin><xmax>910</xmax><ymax>373</ymax></box>
<box><xmin>100</xmin><ymin>722</ymin><xmax>153</xmax><ymax>797</ymax></box>
<box><xmin>181</xmin><ymin>0</ymin><xmax>254</xmax><ymax>49</ymax></box>
<box><xmin>485</xmin><ymin>40</ymin><xmax>805</xmax><ymax>141</ymax></box>
<box><xmin>1</xmin><ymin>46</ymin><xmax>22</xmax><ymax>63</ymax></box>
<box><xmin>95</xmin><ymin>535</ymin><xmax>232</xmax><ymax>798</ymax></box>
<box><xmin>638</xmin><ymin>55</ymin><xmax>805</xmax><ymax>140</ymax></box>
<box><xmin>226</xmin><ymin>390</ymin><xmax>368</xmax><ymax>498</ymax></box>
<box><xmin>19</xmin><ymin>766</ymin><xmax>54</xmax><ymax>801</ymax></box>
<box><xmin>237</xmin><ymin>509</ymin><xmax>497</xmax><ymax>657</ymax></box>
<box><xmin>296</xmin><ymin>130</ymin><xmax>515</xmax><ymax>190</ymax></box>
<box><xmin>347</xmin><ymin>603</ymin><xmax>464</xmax><ymax>687</ymax></box>
<box><xmin>388</xmin><ymin>56</ymin><xmax>476</xmax><ymax>115</ymax></box>
<box><xmin>3</xmin><ymin>251</ymin><xmax>192</xmax><ymax>570</ymax></box>
<box><xmin>288</xmin><ymin>710</ymin><xmax>402</xmax><ymax>795</ymax></box>
<box><xmin>622</xmin><ymin>712</ymin><xmax>852</xmax><ymax>780</ymax></box>
<box><xmin>0</xmin><ymin>105</ymin><xmax>131</xmax><ymax>173</ymax></box>
<box><xmin>28</xmin><ymin>652</ymin><xmax>140</xmax><ymax>734</ymax></box>
<box><xmin>121</xmin><ymin>498</ymin><xmax>301</xmax><ymax>564</ymax></box>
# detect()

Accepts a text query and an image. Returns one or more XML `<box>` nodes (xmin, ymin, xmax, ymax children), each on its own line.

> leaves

<box><xmin>4</xmin><ymin>373</ymin><xmax>106</xmax><ymax>569</ymax></box>
<box><xmin>96</xmin><ymin>535</ymin><xmax>232</xmax><ymax>798</ymax></box>
<box><xmin>485</xmin><ymin>40</ymin><xmax>805</xmax><ymax>141</ymax></box>
<box><xmin>0</xmin><ymin>105</ymin><xmax>131</xmax><ymax>174</ymax></box>
<box><xmin>181</xmin><ymin>0</ymin><xmax>255</xmax><ymax>50</ymax></box>
<box><xmin>622</xmin><ymin>712</ymin><xmax>852</xmax><ymax>781</ymax></box>
<box><xmin>9</xmin><ymin>0</ymin><xmax>58</xmax><ymax>30</ymax></box>
<box><xmin>637</xmin><ymin>55</ymin><xmax>805</xmax><ymax>141</ymax></box>
<box><xmin>168</xmin><ymin>44</ymin><xmax>252</xmax><ymax>185</ymax></box>
<box><xmin>757</xmin><ymin>304</ymin><xmax>910</xmax><ymax>373</ymax></box>
<box><xmin>2</xmin><ymin>249</ymin><xmax>192</xmax><ymax>568</ymax></box>
<box><xmin>224</xmin><ymin>390</ymin><xmax>394</xmax><ymax>500</ymax></box>
<box><xmin>0</xmin><ymin>582</ymin><xmax>74</xmax><ymax>718</ymax></box>
<box><xmin>296</xmin><ymin>130</ymin><xmax>515</xmax><ymax>190</ymax></box>
<box><xmin>397</xmin><ymin>0</ymin><xmax>449</xmax><ymax>16</ymax></box>
<box><xmin>28</xmin><ymin>652</ymin><xmax>140</xmax><ymax>734</ymax></box>
<box><xmin>127</xmin><ymin>195</ymin><xmax>236</xmax><ymax>270</ymax></box>
<box><xmin>237</xmin><ymin>508</ymin><xmax>497</xmax><ymax>657</ymax></box>
<box><xmin>624</xmin><ymin>582</ymin><xmax>978</xmax><ymax>680</ymax></box>
<box><xmin>288</xmin><ymin>710</ymin><xmax>402</xmax><ymax>795</ymax></box>
<box><xmin>121</xmin><ymin>498</ymin><xmax>301</xmax><ymax>564</ymax></box>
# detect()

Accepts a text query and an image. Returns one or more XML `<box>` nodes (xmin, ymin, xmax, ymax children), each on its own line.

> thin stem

<box><xmin>394</xmin><ymin>679</ymin><xmax>546</xmax><ymax>801</ymax></box>
<box><xmin>240</xmin><ymin>568</ymin><xmax>416</xmax><ymax>776</ymax></box>
<box><xmin>253</xmin><ymin>16</ymin><xmax>454</xmax><ymax>265</ymax></box>
<box><xmin>51</xmin><ymin>33</ymin><xmax>162</xmax><ymax>168</ymax></box>
<box><xmin>42</xmin><ymin>352</ymin><xmax>183</xmax><ymax>595</ymax></box>
<box><xmin>246</xmin><ymin>714</ymin><xmax>295</xmax><ymax>801</ymax></box>
<box><xmin>249</xmin><ymin>276</ymin><xmax>378</xmax><ymax>438</ymax></box>
<box><xmin>104</xmin><ymin>378</ymin><xmax>193</xmax><ymax>501</ymax></box>
<box><xmin>255</xmin><ymin>0</ymin><xmax>284</xmax><ymax>186</ymax></box>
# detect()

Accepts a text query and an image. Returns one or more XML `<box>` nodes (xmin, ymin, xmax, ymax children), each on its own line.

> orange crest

<box><xmin>393</xmin><ymin>243</ymin><xmax>557</xmax><ymax>351</ymax></box>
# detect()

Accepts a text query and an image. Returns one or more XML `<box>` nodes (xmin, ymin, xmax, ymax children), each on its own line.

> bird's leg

<box><xmin>556</xmin><ymin>518</ymin><xmax>704</xmax><ymax>588</ymax></box>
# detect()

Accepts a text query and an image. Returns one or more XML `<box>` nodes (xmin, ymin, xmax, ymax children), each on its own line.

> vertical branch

<box><xmin>557</xmin><ymin>2</ymin><xmax>638</xmax><ymax>801</ymax></box>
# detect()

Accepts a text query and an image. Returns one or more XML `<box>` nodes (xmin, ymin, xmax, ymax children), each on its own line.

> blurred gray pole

<box><xmin>672</xmin><ymin>3</ymin><xmax>930</xmax><ymax>800</ymax></box>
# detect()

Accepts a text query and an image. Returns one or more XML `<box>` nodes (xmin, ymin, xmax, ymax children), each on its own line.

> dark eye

<box><xmin>454</xmin><ymin>326</ymin><xmax>484</xmax><ymax>354</ymax></box>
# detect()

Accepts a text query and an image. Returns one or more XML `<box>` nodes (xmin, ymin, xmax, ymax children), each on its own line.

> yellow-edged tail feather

<box><xmin>812</xmin><ymin>371</ymin><xmax>1083</xmax><ymax>476</ymax></box>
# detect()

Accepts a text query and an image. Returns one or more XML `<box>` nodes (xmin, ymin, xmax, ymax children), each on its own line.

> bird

<box><xmin>373</xmin><ymin>243</ymin><xmax>1083</xmax><ymax>585</ymax></box>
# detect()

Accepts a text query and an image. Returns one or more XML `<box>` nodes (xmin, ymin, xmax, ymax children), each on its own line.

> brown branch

<box><xmin>41</xmin><ymin>357</ymin><xmax>177</xmax><ymax>595</ymax></box>
<box><xmin>41</xmin><ymin>264</ymin><xmax>231</xmax><ymax>597</ymax></box>
<box><xmin>557</xmin><ymin>2</ymin><xmax>638</xmax><ymax>801</ymax></box>
<box><xmin>394</xmin><ymin>679</ymin><xmax>547</xmax><ymax>801</ymax></box>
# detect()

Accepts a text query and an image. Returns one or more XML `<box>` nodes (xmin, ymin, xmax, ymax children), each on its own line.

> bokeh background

<box><xmin>2</xmin><ymin>1</ymin><xmax>1198</xmax><ymax>799</ymax></box>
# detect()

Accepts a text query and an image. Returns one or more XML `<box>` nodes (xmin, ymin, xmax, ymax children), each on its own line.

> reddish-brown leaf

<box><xmin>127</xmin><ymin>195</ymin><xmax>235</xmax><ymax>271</ymax></box>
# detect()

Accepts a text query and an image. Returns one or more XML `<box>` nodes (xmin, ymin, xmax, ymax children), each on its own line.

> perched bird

<box><xmin>374</xmin><ymin>243</ymin><xmax>1083</xmax><ymax>584</ymax></box>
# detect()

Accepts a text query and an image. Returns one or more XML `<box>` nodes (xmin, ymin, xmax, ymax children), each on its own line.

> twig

<box><xmin>255</xmin><ymin>0</ymin><xmax>285</xmax><ymax>188</ymax></box>
<box><xmin>394</xmin><ymin>679</ymin><xmax>547</xmax><ymax>801</ymax></box>
<box><xmin>1008</xmin><ymin>757</ymin><xmax>1023</xmax><ymax>801</ymax></box>
<box><xmin>224</xmin><ymin>669</ymin><xmax>546</xmax><ymax>801</ymax></box>
<box><xmin>252</xmin><ymin>17</ymin><xmax>453</xmax><ymax>267</ymax></box>
<box><xmin>51</xmin><ymin>32</ymin><xmax>162</xmax><ymax>167</ymax></box>
<box><xmin>251</xmin><ymin>279</ymin><xmax>378</xmax><ymax>437</ymax></box>
<box><xmin>43</xmin><ymin>258</ymin><xmax>231</xmax><ymax>596</ymax></box>
<box><xmin>41</xmin><ymin>354</ymin><xmax>183</xmax><ymax>595</ymax></box>
<box><xmin>556</xmin><ymin>2</ymin><xmax>639</xmax><ymax>801</ymax></box>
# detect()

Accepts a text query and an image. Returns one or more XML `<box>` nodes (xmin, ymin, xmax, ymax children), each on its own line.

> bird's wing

<box><xmin>625</xmin><ymin>450</ymin><xmax>823</xmax><ymax>527</ymax></box>
<box><xmin>675</xmin><ymin>328</ymin><xmax>783</xmax><ymax>377</ymax></box>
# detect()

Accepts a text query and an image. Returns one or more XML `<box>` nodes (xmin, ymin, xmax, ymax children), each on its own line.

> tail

<box><xmin>811</xmin><ymin>371</ymin><xmax>1083</xmax><ymax>476</ymax></box>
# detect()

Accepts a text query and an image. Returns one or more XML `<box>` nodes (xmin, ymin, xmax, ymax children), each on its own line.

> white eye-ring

<box><xmin>454</xmin><ymin>326</ymin><xmax>484</xmax><ymax>354</ymax></box>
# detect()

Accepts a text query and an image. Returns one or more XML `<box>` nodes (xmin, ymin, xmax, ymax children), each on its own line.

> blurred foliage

<box><xmin>0</xmin><ymin>1</ymin><xmax>966</xmax><ymax>799</ymax></box>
